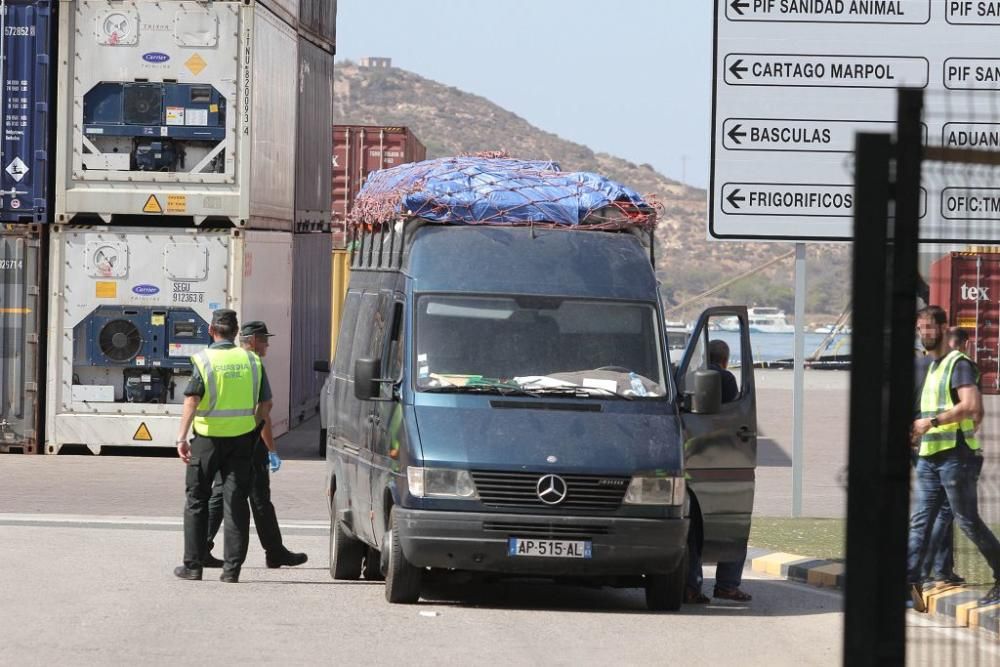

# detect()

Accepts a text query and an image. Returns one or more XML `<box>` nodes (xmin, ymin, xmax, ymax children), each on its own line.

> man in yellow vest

<box><xmin>920</xmin><ymin>326</ymin><xmax>984</xmax><ymax>586</ymax></box>
<box><xmin>202</xmin><ymin>320</ymin><xmax>307</xmax><ymax>569</ymax></box>
<box><xmin>173</xmin><ymin>309</ymin><xmax>271</xmax><ymax>584</ymax></box>
<box><xmin>907</xmin><ymin>306</ymin><xmax>999</xmax><ymax>610</ymax></box>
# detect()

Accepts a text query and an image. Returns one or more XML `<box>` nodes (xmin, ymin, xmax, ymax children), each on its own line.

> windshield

<box><xmin>414</xmin><ymin>294</ymin><xmax>666</xmax><ymax>398</ymax></box>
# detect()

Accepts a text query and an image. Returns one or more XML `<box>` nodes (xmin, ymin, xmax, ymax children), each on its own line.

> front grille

<box><xmin>483</xmin><ymin>521</ymin><xmax>610</xmax><ymax>538</ymax></box>
<box><xmin>471</xmin><ymin>470</ymin><xmax>629</xmax><ymax>512</ymax></box>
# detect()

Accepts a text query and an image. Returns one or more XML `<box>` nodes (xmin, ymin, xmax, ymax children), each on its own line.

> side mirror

<box><xmin>354</xmin><ymin>358</ymin><xmax>389</xmax><ymax>401</ymax></box>
<box><xmin>690</xmin><ymin>369</ymin><xmax>722</xmax><ymax>415</ymax></box>
<box><xmin>313</xmin><ymin>359</ymin><xmax>330</xmax><ymax>373</ymax></box>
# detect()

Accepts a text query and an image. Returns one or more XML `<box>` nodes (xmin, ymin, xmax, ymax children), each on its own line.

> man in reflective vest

<box><xmin>907</xmin><ymin>306</ymin><xmax>999</xmax><ymax>610</ymax></box>
<box><xmin>202</xmin><ymin>320</ymin><xmax>308</xmax><ymax>569</ymax></box>
<box><xmin>173</xmin><ymin>309</ymin><xmax>271</xmax><ymax>584</ymax></box>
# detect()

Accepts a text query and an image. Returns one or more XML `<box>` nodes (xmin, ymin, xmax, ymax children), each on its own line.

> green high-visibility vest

<box><xmin>191</xmin><ymin>346</ymin><xmax>262</xmax><ymax>437</ymax></box>
<box><xmin>918</xmin><ymin>350</ymin><xmax>979</xmax><ymax>457</ymax></box>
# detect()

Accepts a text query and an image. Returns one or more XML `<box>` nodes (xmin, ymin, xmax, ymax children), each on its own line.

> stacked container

<box><xmin>928</xmin><ymin>251</ymin><xmax>1000</xmax><ymax>395</ymax></box>
<box><xmin>287</xmin><ymin>0</ymin><xmax>336</xmax><ymax>428</ymax></box>
<box><xmin>331</xmin><ymin>125</ymin><xmax>427</xmax><ymax>242</ymax></box>
<box><xmin>45</xmin><ymin>0</ymin><xmax>336</xmax><ymax>453</ymax></box>
<box><xmin>327</xmin><ymin>126</ymin><xmax>425</xmax><ymax>357</ymax></box>
<box><xmin>0</xmin><ymin>1</ymin><xmax>57</xmax><ymax>453</ymax></box>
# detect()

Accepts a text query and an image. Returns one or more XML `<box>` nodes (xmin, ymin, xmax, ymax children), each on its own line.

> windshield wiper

<box><xmin>519</xmin><ymin>384</ymin><xmax>636</xmax><ymax>401</ymax></box>
<box><xmin>421</xmin><ymin>382</ymin><xmax>539</xmax><ymax>397</ymax></box>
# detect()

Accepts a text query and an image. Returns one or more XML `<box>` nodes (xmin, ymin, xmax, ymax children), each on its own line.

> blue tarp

<box><xmin>352</xmin><ymin>157</ymin><xmax>655</xmax><ymax>227</ymax></box>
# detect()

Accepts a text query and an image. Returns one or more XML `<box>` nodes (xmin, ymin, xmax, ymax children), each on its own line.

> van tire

<box><xmin>318</xmin><ymin>428</ymin><xmax>327</xmax><ymax>458</ymax></box>
<box><xmin>329</xmin><ymin>508</ymin><xmax>364</xmax><ymax>580</ymax></box>
<box><xmin>363</xmin><ymin>546</ymin><xmax>385</xmax><ymax>581</ymax></box>
<box><xmin>644</xmin><ymin>548</ymin><xmax>687</xmax><ymax>612</ymax></box>
<box><xmin>384</xmin><ymin>507</ymin><xmax>422</xmax><ymax>603</ymax></box>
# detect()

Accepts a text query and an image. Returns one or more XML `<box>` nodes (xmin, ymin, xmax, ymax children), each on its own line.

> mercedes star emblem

<box><xmin>536</xmin><ymin>474</ymin><xmax>568</xmax><ymax>505</ymax></box>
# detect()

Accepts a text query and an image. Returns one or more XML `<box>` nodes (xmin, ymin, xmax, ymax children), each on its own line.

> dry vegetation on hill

<box><xmin>335</xmin><ymin>62</ymin><xmax>850</xmax><ymax>320</ymax></box>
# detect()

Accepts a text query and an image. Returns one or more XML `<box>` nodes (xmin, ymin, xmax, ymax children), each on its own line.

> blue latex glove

<box><xmin>268</xmin><ymin>451</ymin><xmax>281</xmax><ymax>473</ymax></box>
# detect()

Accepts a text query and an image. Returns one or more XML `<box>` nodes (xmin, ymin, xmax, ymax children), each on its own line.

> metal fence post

<box><xmin>843</xmin><ymin>129</ymin><xmax>893</xmax><ymax>665</ymax></box>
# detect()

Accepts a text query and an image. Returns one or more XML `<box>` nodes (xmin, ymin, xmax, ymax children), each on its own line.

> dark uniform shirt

<box><xmin>184</xmin><ymin>340</ymin><xmax>272</xmax><ymax>402</ymax></box>
<box><xmin>709</xmin><ymin>362</ymin><xmax>739</xmax><ymax>403</ymax></box>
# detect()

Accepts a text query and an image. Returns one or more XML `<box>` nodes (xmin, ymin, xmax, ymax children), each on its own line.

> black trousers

<box><xmin>182</xmin><ymin>432</ymin><xmax>254</xmax><ymax>575</ymax></box>
<box><xmin>206</xmin><ymin>439</ymin><xmax>284</xmax><ymax>556</ymax></box>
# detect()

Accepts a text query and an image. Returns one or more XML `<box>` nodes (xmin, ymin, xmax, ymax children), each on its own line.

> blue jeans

<box><xmin>907</xmin><ymin>447</ymin><xmax>1000</xmax><ymax>584</ymax></box>
<box><xmin>687</xmin><ymin>515</ymin><xmax>746</xmax><ymax>591</ymax></box>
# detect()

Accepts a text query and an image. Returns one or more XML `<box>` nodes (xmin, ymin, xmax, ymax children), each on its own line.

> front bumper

<box><xmin>395</xmin><ymin>508</ymin><xmax>688</xmax><ymax>576</ymax></box>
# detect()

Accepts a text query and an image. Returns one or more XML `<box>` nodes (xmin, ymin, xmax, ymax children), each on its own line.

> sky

<box><xmin>336</xmin><ymin>0</ymin><xmax>713</xmax><ymax>188</ymax></box>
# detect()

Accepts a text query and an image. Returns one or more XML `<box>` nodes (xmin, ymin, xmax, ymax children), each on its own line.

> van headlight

<box><xmin>406</xmin><ymin>467</ymin><xmax>479</xmax><ymax>499</ymax></box>
<box><xmin>622</xmin><ymin>475</ymin><xmax>685</xmax><ymax>505</ymax></box>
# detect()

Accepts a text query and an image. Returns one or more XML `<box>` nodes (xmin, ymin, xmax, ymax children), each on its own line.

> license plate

<box><xmin>507</xmin><ymin>537</ymin><xmax>592</xmax><ymax>559</ymax></box>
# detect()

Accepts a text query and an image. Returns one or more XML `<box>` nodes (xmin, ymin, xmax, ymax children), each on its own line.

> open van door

<box><xmin>674</xmin><ymin>306</ymin><xmax>756</xmax><ymax>563</ymax></box>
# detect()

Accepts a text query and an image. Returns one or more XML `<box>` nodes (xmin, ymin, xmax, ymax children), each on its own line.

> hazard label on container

<box><xmin>133</xmin><ymin>422</ymin><xmax>152</xmax><ymax>441</ymax></box>
<box><xmin>143</xmin><ymin>195</ymin><xmax>163</xmax><ymax>214</ymax></box>
<box><xmin>5</xmin><ymin>157</ymin><xmax>28</xmax><ymax>182</ymax></box>
<box><xmin>957</xmin><ymin>317</ymin><xmax>978</xmax><ymax>328</ymax></box>
<box><xmin>95</xmin><ymin>281</ymin><xmax>117</xmax><ymax>299</ymax></box>
<box><xmin>185</xmin><ymin>53</ymin><xmax>207</xmax><ymax>76</ymax></box>
<box><xmin>166</xmin><ymin>194</ymin><xmax>187</xmax><ymax>213</ymax></box>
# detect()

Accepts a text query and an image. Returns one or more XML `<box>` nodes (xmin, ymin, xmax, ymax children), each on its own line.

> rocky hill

<box><xmin>334</xmin><ymin>62</ymin><xmax>850</xmax><ymax>319</ymax></box>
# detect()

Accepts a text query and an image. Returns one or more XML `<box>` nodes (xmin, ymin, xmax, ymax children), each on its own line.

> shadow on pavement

<box><xmin>415</xmin><ymin>578</ymin><xmax>838</xmax><ymax>617</ymax></box>
<box><xmin>757</xmin><ymin>436</ymin><xmax>792</xmax><ymax>467</ymax></box>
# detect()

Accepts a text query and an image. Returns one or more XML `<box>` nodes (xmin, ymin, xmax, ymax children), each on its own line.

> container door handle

<box><xmin>737</xmin><ymin>426</ymin><xmax>756</xmax><ymax>442</ymax></box>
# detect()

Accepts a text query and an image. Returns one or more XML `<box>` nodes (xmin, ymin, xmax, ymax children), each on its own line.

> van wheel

<box><xmin>384</xmin><ymin>507</ymin><xmax>422</xmax><ymax>603</ymax></box>
<box><xmin>363</xmin><ymin>546</ymin><xmax>385</xmax><ymax>581</ymax></box>
<box><xmin>318</xmin><ymin>428</ymin><xmax>327</xmax><ymax>458</ymax></box>
<box><xmin>644</xmin><ymin>548</ymin><xmax>687</xmax><ymax>612</ymax></box>
<box><xmin>329</xmin><ymin>507</ymin><xmax>364</xmax><ymax>580</ymax></box>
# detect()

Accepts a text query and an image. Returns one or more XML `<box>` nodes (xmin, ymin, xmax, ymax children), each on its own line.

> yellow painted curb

<box><xmin>955</xmin><ymin>600</ymin><xmax>980</xmax><ymax>627</ymax></box>
<box><xmin>751</xmin><ymin>552</ymin><xmax>808</xmax><ymax>577</ymax></box>
<box><xmin>925</xmin><ymin>586</ymin><xmax>967</xmax><ymax>615</ymax></box>
<box><xmin>969</xmin><ymin>602</ymin><xmax>1000</xmax><ymax>629</ymax></box>
<box><xmin>805</xmin><ymin>563</ymin><xmax>845</xmax><ymax>588</ymax></box>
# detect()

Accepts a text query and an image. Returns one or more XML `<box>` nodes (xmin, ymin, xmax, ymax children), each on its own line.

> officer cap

<box><xmin>211</xmin><ymin>309</ymin><xmax>239</xmax><ymax>329</ymax></box>
<box><xmin>240</xmin><ymin>320</ymin><xmax>274</xmax><ymax>338</ymax></box>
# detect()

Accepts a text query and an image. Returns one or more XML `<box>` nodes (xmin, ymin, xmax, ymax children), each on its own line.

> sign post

<box><xmin>712</xmin><ymin>0</ymin><xmax>1000</xmax><ymax>243</ymax></box>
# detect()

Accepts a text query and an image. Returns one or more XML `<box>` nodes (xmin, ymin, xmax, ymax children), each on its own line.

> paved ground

<box><xmin>1</xmin><ymin>519</ymin><xmax>996</xmax><ymax>665</ymax></box>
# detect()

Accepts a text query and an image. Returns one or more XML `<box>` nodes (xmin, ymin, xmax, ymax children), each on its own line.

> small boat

<box><xmin>747</xmin><ymin>307</ymin><xmax>795</xmax><ymax>334</ymax></box>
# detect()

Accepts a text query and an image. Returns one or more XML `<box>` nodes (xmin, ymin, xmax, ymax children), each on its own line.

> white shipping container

<box><xmin>45</xmin><ymin>225</ymin><xmax>293</xmax><ymax>454</ymax></box>
<box><xmin>55</xmin><ymin>0</ymin><xmax>299</xmax><ymax>229</ymax></box>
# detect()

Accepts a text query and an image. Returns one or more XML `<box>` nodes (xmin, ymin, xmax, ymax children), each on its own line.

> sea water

<box><xmin>684</xmin><ymin>331</ymin><xmax>852</xmax><ymax>365</ymax></box>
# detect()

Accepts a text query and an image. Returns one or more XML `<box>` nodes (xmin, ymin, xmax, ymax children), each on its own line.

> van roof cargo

<box><xmin>347</xmin><ymin>157</ymin><xmax>660</xmax><ymax>231</ymax></box>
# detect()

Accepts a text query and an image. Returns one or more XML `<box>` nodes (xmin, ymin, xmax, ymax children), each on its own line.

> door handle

<box><xmin>737</xmin><ymin>426</ymin><xmax>756</xmax><ymax>442</ymax></box>
<box><xmin>368</xmin><ymin>414</ymin><xmax>382</xmax><ymax>426</ymax></box>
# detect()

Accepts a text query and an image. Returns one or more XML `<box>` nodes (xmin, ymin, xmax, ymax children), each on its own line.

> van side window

<box><xmin>333</xmin><ymin>291</ymin><xmax>362</xmax><ymax>377</ymax></box>
<box><xmin>386</xmin><ymin>301</ymin><xmax>405</xmax><ymax>381</ymax></box>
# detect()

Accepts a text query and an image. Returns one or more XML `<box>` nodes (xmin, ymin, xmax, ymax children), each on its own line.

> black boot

<box><xmin>266</xmin><ymin>550</ymin><xmax>308</xmax><ymax>568</ymax></box>
<box><xmin>173</xmin><ymin>565</ymin><xmax>203</xmax><ymax>581</ymax></box>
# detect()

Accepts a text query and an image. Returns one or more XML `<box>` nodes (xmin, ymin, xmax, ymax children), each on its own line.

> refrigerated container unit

<box><xmin>45</xmin><ymin>225</ymin><xmax>293</xmax><ymax>454</ymax></box>
<box><xmin>294</xmin><ymin>36</ymin><xmax>333</xmax><ymax>232</ymax></box>
<box><xmin>0</xmin><ymin>225</ymin><xmax>46</xmax><ymax>453</ymax></box>
<box><xmin>929</xmin><ymin>251</ymin><xmax>1000</xmax><ymax>394</ymax></box>
<box><xmin>331</xmin><ymin>125</ymin><xmax>426</xmax><ymax>243</ymax></box>
<box><xmin>55</xmin><ymin>0</ymin><xmax>298</xmax><ymax>230</ymax></box>
<box><xmin>0</xmin><ymin>1</ymin><xmax>56</xmax><ymax>223</ymax></box>
<box><xmin>289</xmin><ymin>232</ymin><xmax>330</xmax><ymax>426</ymax></box>
<box><xmin>298</xmin><ymin>0</ymin><xmax>336</xmax><ymax>54</ymax></box>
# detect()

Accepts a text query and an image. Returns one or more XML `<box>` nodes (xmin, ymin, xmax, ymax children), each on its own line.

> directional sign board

<box><xmin>711</xmin><ymin>0</ymin><xmax>1000</xmax><ymax>242</ymax></box>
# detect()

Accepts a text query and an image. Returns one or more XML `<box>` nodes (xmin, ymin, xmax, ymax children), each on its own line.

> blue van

<box><xmin>323</xmin><ymin>161</ymin><xmax>756</xmax><ymax>610</ymax></box>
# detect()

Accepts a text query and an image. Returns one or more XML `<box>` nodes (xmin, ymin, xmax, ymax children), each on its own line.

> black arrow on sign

<box><xmin>726</xmin><ymin>189</ymin><xmax>746</xmax><ymax>209</ymax></box>
<box><xmin>730</xmin><ymin>0</ymin><xmax>749</xmax><ymax>15</ymax></box>
<box><xmin>729</xmin><ymin>59</ymin><xmax>748</xmax><ymax>80</ymax></box>
<box><xmin>727</xmin><ymin>124</ymin><xmax>746</xmax><ymax>144</ymax></box>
